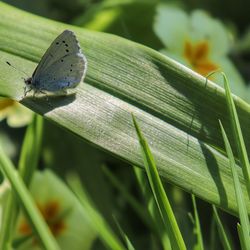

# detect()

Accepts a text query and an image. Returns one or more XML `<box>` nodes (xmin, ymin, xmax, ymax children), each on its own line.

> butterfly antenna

<box><xmin>6</xmin><ymin>61</ymin><xmax>29</xmax><ymax>79</ymax></box>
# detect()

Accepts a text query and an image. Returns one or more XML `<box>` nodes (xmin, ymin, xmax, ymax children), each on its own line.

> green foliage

<box><xmin>0</xmin><ymin>126</ymin><xmax>59</xmax><ymax>250</ymax></box>
<box><xmin>1</xmin><ymin>1</ymin><xmax>250</xmax><ymax>249</ymax></box>
<box><xmin>0</xmin><ymin>2</ymin><xmax>250</xmax><ymax>217</ymax></box>
<box><xmin>132</xmin><ymin>114</ymin><xmax>186</xmax><ymax>250</ymax></box>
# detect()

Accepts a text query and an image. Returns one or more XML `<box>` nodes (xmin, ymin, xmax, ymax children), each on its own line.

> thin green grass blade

<box><xmin>219</xmin><ymin>121</ymin><xmax>250</xmax><ymax>249</ymax></box>
<box><xmin>0</xmin><ymin>114</ymin><xmax>44</xmax><ymax>249</ymax></box>
<box><xmin>222</xmin><ymin>72</ymin><xmax>250</xmax><ymax>198</ymax></box>
<box><xmin>1</xmin><ymin>2</ymin><xmax>250</xmax><ymax>215</ymax></box>
<box><xmin>0</xmin><ymin>145</ymin><xmax>59</xmax><ymax>250</ymax></box>
<box><xmin>113</xmin><ymin>216</ymin><xmax>136</xmax><ymax>250</ymax></box>
<box><xmin>133</xmin><ymin>166</ymin><xmax>171</xmax><ymax>250</ymax></box>
<box><xmin>191</xmin><ymin>195</ymin><xmax>204</xmax><ymax>250</ymax></box>
<box><xmin>237</xmin><ymin>224</ymin><xmax>247</xmax><ymax>250</ymax></box>
<box><xmin>18</xmin><ymin>114</ymin><xmax>43</xmax><ymax>184</ymax></box>
<box><xmin>102</xmin><ymin>165</ymin><xmax>153</xmax><ymax>229</ymax></box>
<box><xmin>132</xmin><ymin>114</ymin><xmax>186</xmax><ymax>250</ymax></box>
<box><xmin>212</xmin><ymin>205</ymin><xmax>232</xmax><ymax>250</ymax></box>
<box><xmin>0</xmin><ymin>191</ymin><xmax>15</xmax><ymax>250</ymax></box>
<box><xmin>67</xmin><ymin>174</ymin><xmax>126</xmax><ymax>250</ymax></box>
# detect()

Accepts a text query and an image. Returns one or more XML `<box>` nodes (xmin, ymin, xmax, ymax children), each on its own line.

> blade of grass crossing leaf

<box><xmin>133</xmin><ymin>166</ymin><xmax>171</xmax><ymax>250</ymax></box>
<box><xmin>191</xmin><ymin>195</ymin><xmax>204</xmax><ymax>250</ymax></box>
<box><xmin>0</xmin><ymin>144</ymin><xmax>59</xmax><ymax>250</ymax></box>
<box><xmin>0</xmin><ymin>114</ymin><xmax>44</xmax><ymax>249</ymax></box>
<box><xmin>222</xmin><ymin>73</ymin><xmax>250</xmax><ymax>198</ymax></box>
<box><xmin>132</xmin><ymin>114</ymin><xmax>186</xmax><ymax>250</ymax></box>
<box><xmin>212</xmin><ymin>205</ymin><xmax>232</xmax><ymax>250</ymax></box>
<box><xmin>219</xmin><ymin>121</ymin><xmax>250</xmax><ymax>249</ymax></box>
<box><xmin>67</xmin><ymin>174</ymin><xmax>126</xmax><ymax>250</ymax></box>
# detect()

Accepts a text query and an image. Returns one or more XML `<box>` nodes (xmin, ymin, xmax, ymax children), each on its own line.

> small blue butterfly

<box><xmin>24</xmin><ymin>30</ymin><xmax>87</xmax><ymax>96</ymax></box>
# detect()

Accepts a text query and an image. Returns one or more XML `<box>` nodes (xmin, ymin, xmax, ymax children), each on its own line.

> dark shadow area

<box><xmin>20</xmin><ymin>92</ymin><xmax>76</xmax><ymax>114</ymax></box>
<box><xmin>153</xmin><ymin>58</ymin><xmax>250</xmax><ymax>155</ymax></box>
<box><xmin>200</xmin><ymin>141</ymin><xmax>228</xmax><ymax>208</ymax></box>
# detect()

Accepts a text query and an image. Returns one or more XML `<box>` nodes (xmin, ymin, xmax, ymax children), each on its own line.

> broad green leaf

<box><xmin>0</xmin><ymin>2</ymin><xmax>250</xmax><ymax>216</ymax></box>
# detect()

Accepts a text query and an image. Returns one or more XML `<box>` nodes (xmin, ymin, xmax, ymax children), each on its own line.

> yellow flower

<box><xmin>154</xmin><ymin>5</ymin><xmax>248</xmax><ymax>102</ymax></box>
<box><xmin>0</xmin><ymin>98</ymin><xmax>32</xmax><ymax>127</ymax></box>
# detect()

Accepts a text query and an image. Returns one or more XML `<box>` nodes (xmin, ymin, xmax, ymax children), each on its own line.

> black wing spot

<box><xmin>61</xmin><ymin>59</ymin><xmax>64</xmax><ymax>62</ymax></box>
<box><xmin>70</xmin><ymin>69</ymin><xmax>72</xmax><ymax>72</ymax></box>
<box><xmin>62</xmin><ymin>40</ymin><xmax>65</xmax><ymax>43</ymax></box>
<box><xmin>71</xmin><ymin>64</ymin><xmax>73</xmax><ymax>67</ymax></box>
<box><xmin>65</xmin><ymin>44</ymin><xmax>68</xmax><ymax>47</ymax></box>
<box><xmin>56</xmin><ymin>42</ymin><xmax>59</xmax><ymax>45</ymax></box>
<box><xmin>66</xmin><ymin>49</ymin><xmax>69</xmax><ymax>53</ymax></box>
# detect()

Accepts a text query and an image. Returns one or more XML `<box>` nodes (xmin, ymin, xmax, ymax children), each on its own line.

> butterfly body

<box><xmin>24</xmin><ymin>30</ymin><xmax>87</xmax><ymax>96</ymax></box>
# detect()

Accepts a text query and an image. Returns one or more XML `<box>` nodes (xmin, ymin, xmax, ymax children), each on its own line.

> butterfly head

<box><xmin>24</xmin><ymin>77</ymin><xmax>32</xmax><ymax>86</ymax></box>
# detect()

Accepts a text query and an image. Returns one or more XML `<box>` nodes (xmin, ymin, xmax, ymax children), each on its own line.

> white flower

<box><xmin>154</xmin><ymin>5</ymin><xmax>248</xmax><ymax>102</ymax></box>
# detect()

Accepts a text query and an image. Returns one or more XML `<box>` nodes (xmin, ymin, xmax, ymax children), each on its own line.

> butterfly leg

<box><xmin>23</xmin><ymin>86</ymin><xmax>32</xmax><ymax>98</ymax></box>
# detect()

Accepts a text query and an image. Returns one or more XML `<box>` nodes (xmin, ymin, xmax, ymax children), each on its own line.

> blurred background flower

<box><xmin>15</xmin><ymin>170</ymin><xmax>96</xmax><ymax>250</ymax></box>
<box><xmin>154</xmin><ymin>5</ymin><xmax>249</xmax><ymax>102</ymax></box>
<box><xmin>0</xmin><ymin>98</ymin><xmax>33</xmax><ymax>127</ymax></box>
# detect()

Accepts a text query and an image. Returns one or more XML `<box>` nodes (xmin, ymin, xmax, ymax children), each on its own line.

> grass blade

<box><xmin>219</xmin><ymin>121</ymin><xmax>250</xmax><ymax>249</ymax></box>
<box><xmin>133</xmin><ymin>166</ymin><xmax>171</xmax><ymax>250</ymax></box>
<box><xmin>191</xmin><ymin>194</ymin><xmax>204</xmax><ymax>250</ymax></box>
<box><xmin>212</xmin><ymin>205</ymin><xmax>232</xmax><ymax>250</ymax></box>
<box><xmin>67</xmin><ymin>174</ymin><xmax>126</xmax><ymax>250</ymax></box>
<box><xmin>132</xmin><ymin>114</ymin><xmax>186</xmax><ymax>250</ymax></box>
<box><xmin>0</xmin><ymin>114</ymin><xmax>43</xmax><ymax>249</ymax></box>
<box><xmin>0</xmin><ymin>145</ymin><xmax>59</xmax><ymax>250</ymax></box>
<box><xmin>102</xmin><ymin>165</ymin><xmax>153</xmax><ymax>229</ymax></box>
<box><xmin>237</xmin><ymin>224</ymin><xmax>247</xmax><ymax>250</ymax></box>
<box><xmin>113</xmin><ymin>216</ymin><xmax>136</xmax><ymax>250</ymax></box>
<box><xmin>18</xmin><ymin>114</ymin><xmax>43</xmax><ymax>184</ymax></box>
<box><xmin>222</xmin><ymin>72</ymin><xmax>250</xmax><ymax>198</ymax></box>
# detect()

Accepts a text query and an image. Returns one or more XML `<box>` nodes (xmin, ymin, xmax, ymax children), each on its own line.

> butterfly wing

<box><xmin>34</xmin><ymin>53</ymin><xmax>86</xmax><ymax>92</ymax></box>
<box><xmin>32</xmin><ymin>30</ymin><xmax>87</xmax><ymax>92</ymax></box>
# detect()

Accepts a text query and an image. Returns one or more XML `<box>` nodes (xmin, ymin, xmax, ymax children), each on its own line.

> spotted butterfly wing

<box><xmin>27</xmin><ymin>30</ymin><xmax>87</xmax><ymax>93</ymax></box>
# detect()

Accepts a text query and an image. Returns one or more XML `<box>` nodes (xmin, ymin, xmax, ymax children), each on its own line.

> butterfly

<box><xmin>23</xmin><ymin>30</ymin><xmax>87</xmax><ymax>96</ymax></box>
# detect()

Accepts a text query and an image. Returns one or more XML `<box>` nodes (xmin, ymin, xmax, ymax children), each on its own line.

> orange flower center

<box><xmin>19</xmin><ymin>200</ymin><xmax>66</xmax><ymax>237</ymax></box>
<box><xmin>184</xmin><ymin>40</ymin><xmax>219</xmax><ymax>76</ymax></box>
